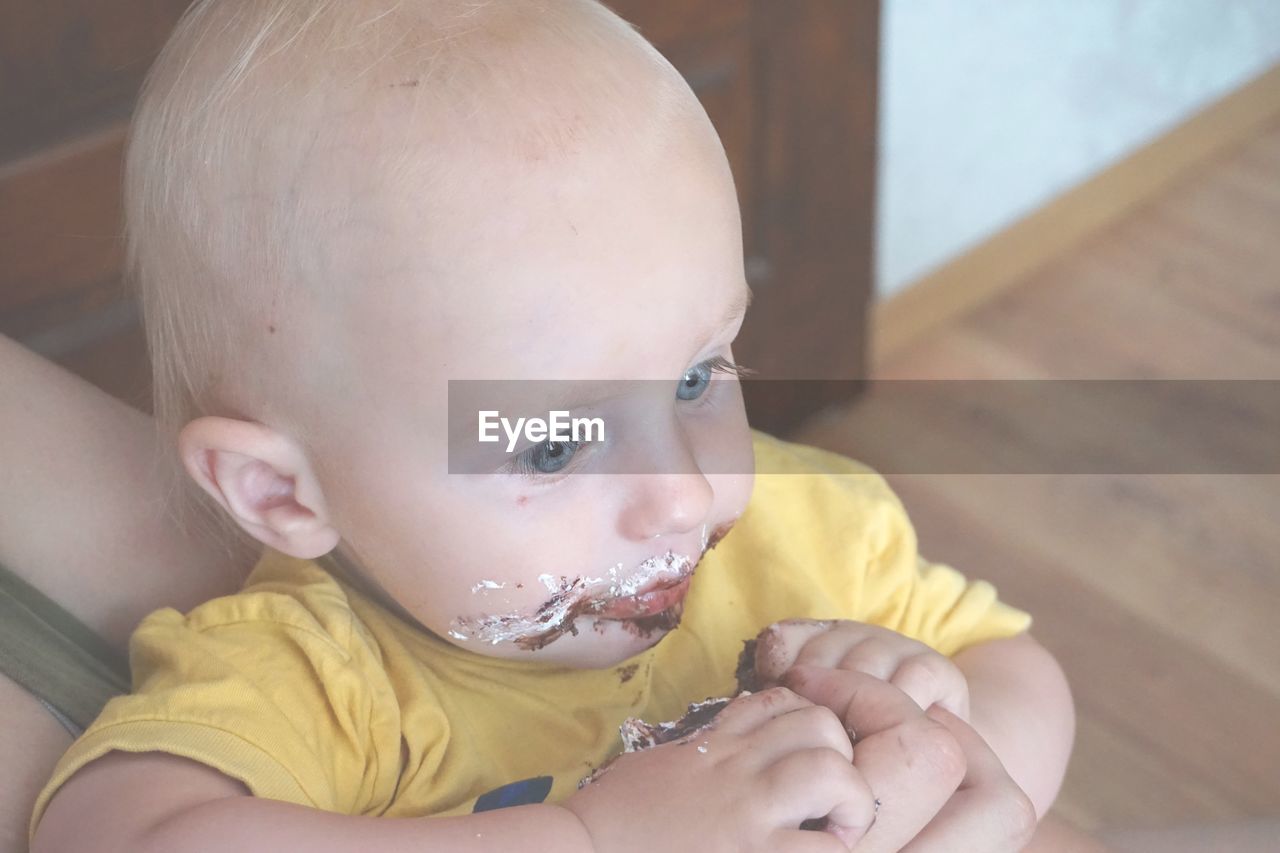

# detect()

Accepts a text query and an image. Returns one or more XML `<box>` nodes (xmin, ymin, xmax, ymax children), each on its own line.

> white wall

<box><xmin>877</xmin><ymin>0</ymin><xmax>1280</xmax><ymax>298</ymax></box>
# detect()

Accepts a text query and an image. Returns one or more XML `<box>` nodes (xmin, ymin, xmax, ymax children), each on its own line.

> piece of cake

<box><xmin>579</xmin><ymin>633</ymin><xmax>772</xmax><ymax>788</ymax></box>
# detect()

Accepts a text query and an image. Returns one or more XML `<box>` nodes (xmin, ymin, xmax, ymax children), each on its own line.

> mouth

<box><xmin>590</xmin><ymin>574</ymin><xmax>693</xmax><ymax>620</ymax></box>
<box><xmin>448</xmin><ymin>519</ymin><xmax>737</xmax><ymax>651</ymax></box>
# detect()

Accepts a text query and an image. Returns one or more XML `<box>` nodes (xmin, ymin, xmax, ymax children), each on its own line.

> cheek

<box><xmin>421</xmin><ymin>490</ymin><xmax>613</xmax><ymax>605</ymax></box>
<box><xmin>689</xmin><ymin>381</ymin><xmax>754</xmax><ymax>478</ymax></box>
<box><xmin>704</xmin><ymin>395</ymin><xmax>755</xmax><ymax>516</ymax></box>
<box><xmin>373</xmin><ymin>500</ymin><xmax>494</xmax><ymax>613</ymax></box>
<box><xmin>334</xmin><ymin>468</ymin><xmax>521</xmax><ymax>616</ymax></box>
<box><xmin>724</xmin><ymin>469</ymin><xmax>755</xmax><ymax>515</ymax></box>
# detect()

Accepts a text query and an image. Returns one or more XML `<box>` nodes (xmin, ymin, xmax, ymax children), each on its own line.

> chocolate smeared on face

<box><xmin>447</xmin><ymin>554</ymin><xmax>689</xmax><ymax>650</ymax></box>
<box><xmin>622</xmin><ymin>598</ymin><xmax>685</xmax><ymax>639</ymax></box>
<box><xmin>448</xmin><ymin>574</ymin><xmax>594</xmax><ymax>651</ymax></box>
<box><xmin>448</xmin><ymin>519</ymin><xmax>738</xmax><ymax>652</ymax></box>
<box><xmin>704</xmin><ymin>520</ymin><xmax>733</xmax><ymax>553</ymax></box>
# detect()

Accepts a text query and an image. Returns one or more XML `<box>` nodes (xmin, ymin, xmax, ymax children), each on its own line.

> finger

<box><xmin>793</xmin><ymin>626</ymin><xmax>880</xmax><ymax>671</ymax></box>
<box><xmin>767</xmin><ymin>829</ymin><xmax>849</xmax><ymax>853</ymax></box>
<box><xmin>782</xmin><ymin>664</ymin><xmax>923</xmax><ymax>739</ymax></box>
<box><xmin>754</xmin><ymin>619</ymin><xmax>836</xmax><ymax>684</ymax></box>
<box><xmin>782</xmin><ymin>666</ymin><xmax>966</xmax><ymax>853</ymax></box>
<box><xmin>765</xmin><ymin>748</ymin><xmax>878</xmax><ymax>841</ymax></box>
<box><xmin>848</xmin><ymin>715</ymin><xmax>966</xmax><ymax>853</ymax></box>
<box><xmin>835</xmin><ymin>637</ymin><xmax>907</xmax><ymax>682</ymax></box>
<box><xmin>887</xmin><ymin>652</ymin><xmax>970</xmax><ymax>719</ymax></box>
<box><xmin>900</xmin><ymin>707</ymin><xmax>1037</xmax><ymax>853</ymax></box>
<box><xmin>711</xmin><ymin>686</ymin><xmax>814</xmax><ymax>736</ymax></box>
<box><xmin>747</xmin><ymin>704</ymin><xmax>855</xmax><ymax>764</ymax></box>
<box><xmin>927</xmin><ymin>706</ymin><xmax>1018</xmax><ymax>794</ymax></box>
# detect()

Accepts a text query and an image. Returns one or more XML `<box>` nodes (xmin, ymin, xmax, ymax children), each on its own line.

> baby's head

<box><xmin>133</xmin><ymin>0</ymin><xmax>755</xmax><ymax>668</ymax></box>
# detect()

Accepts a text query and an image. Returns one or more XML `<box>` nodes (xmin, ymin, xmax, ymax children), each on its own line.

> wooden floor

<box><xmin>796</xmin><ymin>118</ymin><xmax>1280</xmax><ymax>835</ymax></box>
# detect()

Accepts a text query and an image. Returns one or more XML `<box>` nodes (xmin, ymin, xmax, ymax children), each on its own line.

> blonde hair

<box><xmin>126</xmin><ymin>0</ymin><xmax>699</xmax><ymax>546</ymax></box>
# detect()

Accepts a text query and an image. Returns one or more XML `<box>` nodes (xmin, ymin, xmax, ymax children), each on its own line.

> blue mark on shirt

<box><xmin>473</xmin><ymin>776</ymin><xmax>554</xmax><ymax>812</ymax></box>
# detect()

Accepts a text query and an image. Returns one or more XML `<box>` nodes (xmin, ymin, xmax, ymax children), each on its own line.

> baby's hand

<box><xmin>751</xmin><ymin>619</ymin><xmax>970</xmax><ymax>720</ymax></box>
<box><xmin>782</xmin><ymin>665</ymin><xmax>1035</xmax><ymax>853</ymax></box>
<box><xmin>564</xmin><ymin>687</ymin><xmax>876</xmax><ymax>853</ymax></box>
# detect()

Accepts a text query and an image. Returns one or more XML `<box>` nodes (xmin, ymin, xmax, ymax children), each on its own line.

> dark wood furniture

<box><xmin>0</xmin><ymin>0</ymin><xmax>878</xmax><ymax>432</ymax></box>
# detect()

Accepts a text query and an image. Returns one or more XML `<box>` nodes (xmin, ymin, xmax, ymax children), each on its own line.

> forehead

<box><xmin>351</xmin><ymin>110</ymin><xmax>746</xmax><ymax>386</ymax></box>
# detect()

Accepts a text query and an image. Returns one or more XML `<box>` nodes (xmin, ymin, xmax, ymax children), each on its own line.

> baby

<box><xmin>29</xmin><ymin>1</ymin><xmax>1073</xmax><ymax>851</ymax></box>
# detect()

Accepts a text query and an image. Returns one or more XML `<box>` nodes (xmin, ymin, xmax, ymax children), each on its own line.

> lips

<box><xmin>592</xmin><ymin>575</ymin><xmax>692</xmax><ymax>620</ymax></box>
<box><xmin>449</xmin><ymin>521</ymin><xmax>738</xmax><ymax>649</ymax></box>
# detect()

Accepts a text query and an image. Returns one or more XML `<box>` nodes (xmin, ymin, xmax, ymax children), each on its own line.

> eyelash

<box><xmin>504</xmin><ymin>356</ymin><xmax>753</xmax><ymax>482</ymax></box>
<box><xmin>703</xmin><ymin>355</ymin><xmax>755</xmax><ymax>380</ymax></box>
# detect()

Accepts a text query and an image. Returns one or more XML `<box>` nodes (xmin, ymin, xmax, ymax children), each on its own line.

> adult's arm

<box><xmin>0</xmin><ymin>334</ymin><xmax>250</xmax><ymax>652</ymax></box>
<box><xmin>0</xmin><ymin>673</ymin><xmax>72</xmax><ymax>853</ymax></box>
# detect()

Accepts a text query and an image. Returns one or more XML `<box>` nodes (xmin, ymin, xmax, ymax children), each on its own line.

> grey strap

<box><xmin>37</xmin><ymin>698</ymin><xmax>84</xmax><ymax>738</ymax></box>
<box><xmin>0</xmin><ymin>562</ymin><xmax>129</xmax><ymax>732</ymax></box>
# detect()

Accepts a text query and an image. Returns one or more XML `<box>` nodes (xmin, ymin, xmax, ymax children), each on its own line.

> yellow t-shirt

<box><xmin>31</xmin><ymin>432</ymin><xmax>1030</xmax><ymax>833</ymax></box>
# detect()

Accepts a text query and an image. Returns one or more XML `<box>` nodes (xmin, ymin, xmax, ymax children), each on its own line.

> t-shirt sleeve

<box><xmin>754</xmin><ymin>433</ymin><xmax>1032</xmax><ymax>656</ymax></box>
<box><xmin>30</xmin><ymin>580</ymin><xmax>405</xmax><ymax>836</ymax></box>
<box><xmin>860</xmin><ymin>548</ymin><xmax>1033</xmax><ymax>657</ymax></box>
<box><xmin>841</xmin><ymin>477</ymin><xmax>1032</xmax><ymax>656</ymax></box>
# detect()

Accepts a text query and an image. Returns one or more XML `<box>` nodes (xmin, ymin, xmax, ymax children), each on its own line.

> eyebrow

<box><xmin>710</xmin><ymin>285</ymin><xmax>754</xmax><ymax>346</ymax></box>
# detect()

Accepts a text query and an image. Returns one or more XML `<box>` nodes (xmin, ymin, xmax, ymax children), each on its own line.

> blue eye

<box><xmin>516</xmin><ymin>439</ymin><xmax>582</xmax><ymax>475</ymax></box>
<box><xmin>677</xmin><ymin>362</ymin><xmax>713</xmax><ymax>401</ymax></box>
<box><xmin>677</xmin><ymin>356</ymin><xmax>751</xmax><ymax>402</ymax></box>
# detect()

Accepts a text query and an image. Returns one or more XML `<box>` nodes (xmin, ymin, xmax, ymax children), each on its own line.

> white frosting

<box><xmin>449</xmin><ymin>550</ymin><xmax>694</xmax><ymax>646</ymax></box>
<box><xmin>619</xmin><ymin>696</ymin><xmax>731</xmax><ymax>752</ymax></box>
<box><xmin>450</xmin><ymin>574</ymin><xmax>592</xmax><ymax>646</ymax></box>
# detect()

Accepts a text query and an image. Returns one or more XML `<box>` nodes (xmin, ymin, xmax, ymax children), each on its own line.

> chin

<box><xmin>512</xmin><ymin>615</ymin><xmax>679</xmax><ymax>669</ymax></box>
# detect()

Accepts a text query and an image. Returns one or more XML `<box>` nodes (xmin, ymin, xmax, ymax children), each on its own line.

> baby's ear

<box><xmin>178</xmin><ymin>417</ymin><xmax>340</xmax><ymax>559</ymax></box>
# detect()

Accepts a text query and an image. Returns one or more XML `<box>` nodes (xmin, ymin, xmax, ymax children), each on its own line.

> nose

<box><xmin>613</xmin><ymin>405</ymin><xmax>715</xmax><ymax>542</ymax></box>
<box><xmin>618</xmin><ymin>470</ymin><xmax>715</xmax><ymax>541</ymax></box>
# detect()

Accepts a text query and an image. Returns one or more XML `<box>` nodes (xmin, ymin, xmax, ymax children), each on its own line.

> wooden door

<box><xmin>0</xmin><ymin>0</ymin><xmax>878</xmax><ymax>434</ymax></box>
